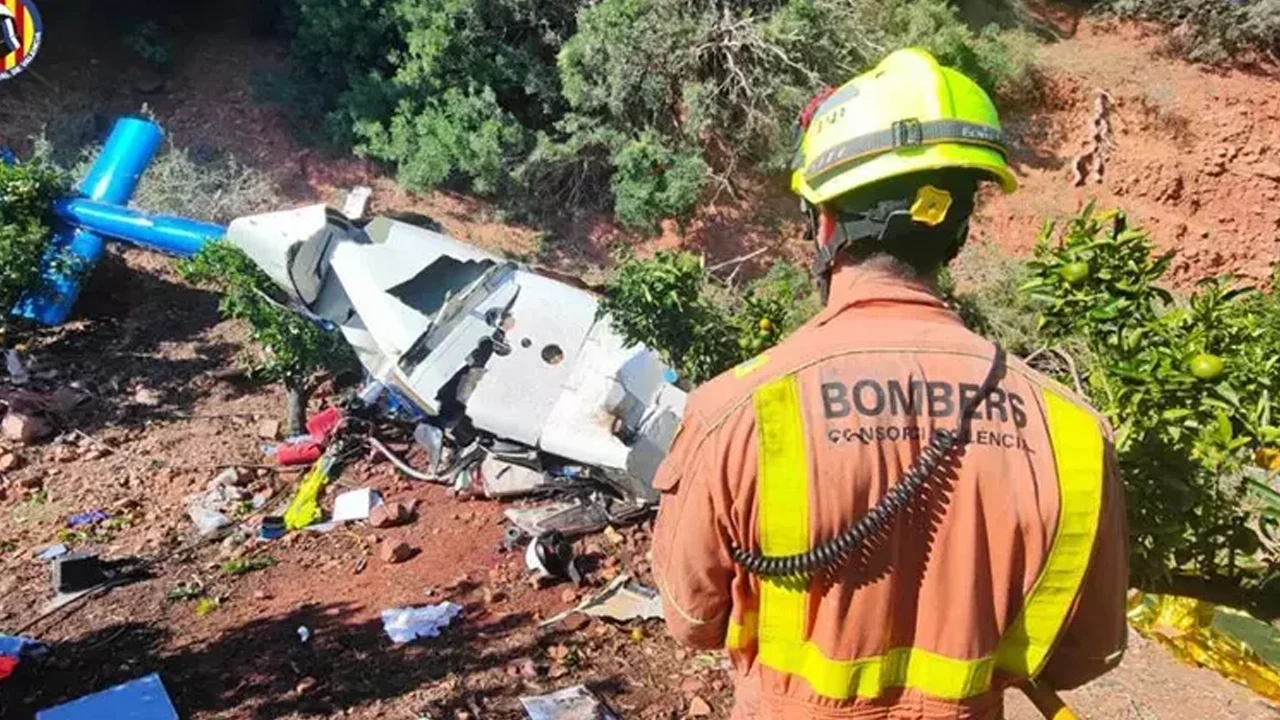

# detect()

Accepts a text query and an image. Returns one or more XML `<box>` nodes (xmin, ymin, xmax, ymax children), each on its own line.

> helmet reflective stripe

<box><xmin>805</xmin><ymin>120</ymin><xmax>1008</xmax><ymax>183</ymax></box>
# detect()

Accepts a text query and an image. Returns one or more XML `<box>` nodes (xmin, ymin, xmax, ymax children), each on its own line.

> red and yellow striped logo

<box><xmin>1</xmin><ymin>0</ymin><xmax>43</xmax><ymax>80</ymax></box>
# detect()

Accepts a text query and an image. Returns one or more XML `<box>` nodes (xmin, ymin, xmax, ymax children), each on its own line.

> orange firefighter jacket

<box><xmin>652</xmin><ymin>266</ymin><xmax>1129</xmax><ymax>719</ymax></box>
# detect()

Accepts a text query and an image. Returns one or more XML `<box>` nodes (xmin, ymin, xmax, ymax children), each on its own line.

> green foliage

<box><xmin>868</xmin><ymin>0</ymin><xmax>1039</xmax><ymax>98</ymax></box>
<box><xmin>0</xmin><ymin>155</ymin><xmax>71</xmax><ymax>330</ymax></box>
<box><xmin>177</xmin><ymin>241</ymin><xmax>352</xmax><ymax>391</ymax></box>
<box><xmin>356</xmin><ymin>87</ymin><xmax>525</xmax><ymax>195</ymax></box>
<box><xmin>1106</xmin><ymin>0</ymin><xmax>1280</xmax><ymax>65</ymax></box>
<box><xmin>599</xmin><ymin>251</ymin><xmax>739</xmax><ymax>383</ymax></box>
<box><xmin>1020</xmin><ymin>204</ymin><xmax>1280</xmax><ymax>586</ymax></box>
<box><xmin>220</xmin><ymin>554</ymin><xmax>277</xmax><ymax>576</ymax></box>
<box><xmin>609</xmin><ymin>134</ymin><xmax>708</xmax><ymax>231</ymax></box>
<box><xmin>278</xmin><ymin>0</ymin><xmax>1037</xmax><ymax>228</ymax></box>
<box><xmin>122</xmin><ymin>21</ymin><xmax>173</xmax><ymax>68</ymax></box>
<box><xmin>599</xmin><ymin>251</ymin><xmax>817</xmax><ymax>382</ymax></box>
<box><xmin>167</xmin><ymin>579</ymin><xmax>207</xmax><ymax>602</ymax></box>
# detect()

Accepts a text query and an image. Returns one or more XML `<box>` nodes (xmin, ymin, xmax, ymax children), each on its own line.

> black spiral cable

<box><xmin>731</xmin><ymin>347</ymin><xmax>1006</xmax><ymax>579</ymax></box>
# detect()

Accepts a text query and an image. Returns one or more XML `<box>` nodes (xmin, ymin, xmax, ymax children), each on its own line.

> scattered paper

<box><xmin>6</xmin><ymin>349</ymin><xmax>30</xmax><ymax>386</ymax></box>
<box><xmin>381</xmin><ymin>602</ymin><xmax>462</xmax><ymax>644</ymax></box>
<box><xmin>480</xmin><ymin>456</ymin><xmax>551</xmax><ymax>498</ymax></box>
<box><xmin>342</xmin><ymin>185</ymin><xmax>373</xmax><ymax>220</ymax></box>
<box><xmin>519</xmin><ymin>685</ymin><xmax>617</xmax><ymax>720</ymax></box>
<box><xmin>331</xmin><ymin>488</ymin><xmax>383</xmax><ymax>522</ymax></box>
<box><xmin>540</xmin><ymin>574</ymin><xmax>662</xmax><ymax>627</ymax></box>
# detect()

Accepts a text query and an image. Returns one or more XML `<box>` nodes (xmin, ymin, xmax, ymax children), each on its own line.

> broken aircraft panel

<box><xmin>225</xmin><ymin>204</ymin><xmax>687</xmax><ymax>502</ymax></box>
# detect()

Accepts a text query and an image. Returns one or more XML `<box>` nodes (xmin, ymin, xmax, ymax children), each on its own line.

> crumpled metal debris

<box><xmin>226</xmin><ymin>205</ymin><xmax>686</xmax><ymax>509</ymax></box>
<box><xmin>519</xmin><ymin>685</ymin><xmax>617</xmax><ymax>720</ymax></box>
<box><xmin>1127</xmin><ymin>591</ymin><xmax>1280</xmax><ymax>702</ymax></box>
<box><xmin>540</xmin><ymin>573</ymin><xmax>663</xmax><ymax>627</ymax></box>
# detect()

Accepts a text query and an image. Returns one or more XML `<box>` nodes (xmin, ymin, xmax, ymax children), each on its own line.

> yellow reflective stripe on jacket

<box><xmin>745</xmin><ymin>377</ymin><xmax>1106</xmax><ymax>701</ymax></box>
<box><xmin>726</xmin><ymin>611</ymin><xmax>758</xmax><ymax>650</ymax></box>
<box><xmin>772</xmin><ymin>643</ymin><xmax>996</xmax><ymax>700</ymax></box>
<box><xmin>754</xmin><ymin>375</ymin><xmax>811</xmax><ymax>648</ymax></box>
<box><xmin>995</xmin><ymin>389</ymin><xmax>1106</xmax><ymax>677</ymax></box>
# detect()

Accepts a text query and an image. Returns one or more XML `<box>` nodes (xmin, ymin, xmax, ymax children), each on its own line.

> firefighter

<box><xmin>652</xmin><ymin>48</ymin><xmax>1127</xmax><ymax>719</ymax></box>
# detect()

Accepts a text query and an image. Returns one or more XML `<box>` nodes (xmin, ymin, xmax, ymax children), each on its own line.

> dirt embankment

<box><xmin>976</xmin><ymin>19</ymin><xmax>1280</xmax><ymax>286</ymax></box>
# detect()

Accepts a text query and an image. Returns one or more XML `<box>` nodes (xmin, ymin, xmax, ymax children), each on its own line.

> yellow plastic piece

<box><xmin>1254</xmin><ymin>446</ymin><xmax>1280</xmax><ymax>471</ymax></box>
<box><xmin>1128</xmin><ymin>592</ymin><xmax>1280</xmax><ymax>703</ymax></box>
<box><xmin>910</xmin><ymin>185</ymin><xmax>953</xmax><ymax>226</ymax></box>
<box><xmin>284</xmin><ymin>457</ymin><xmax>332</xmax><ymax>530</ymax></box>
<box><xmin>792</xmin><ymin>48</ymin><xmax>1017</xmax><ymax>206</ymax></box>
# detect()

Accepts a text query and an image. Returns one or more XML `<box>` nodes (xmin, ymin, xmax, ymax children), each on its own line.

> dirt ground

<box><xmin>4</xmin><ymin>6</ymin><xmax>1280</xmax><ymax>720</ymax></box>
<box><xmin>974</xmin><ymin>19</ymin><xmax>1280</xmax><ymax>286</ymax></box>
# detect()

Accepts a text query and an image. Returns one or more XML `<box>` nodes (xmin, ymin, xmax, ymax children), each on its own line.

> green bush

<box><xmin>609</xmin><ymin>133</ymin><xmax>709</xmax><ymax>231</ymax></box>
<box><xmin>1021</xmin><ymin>205</ymin><xmax>1280</xmax><ymax>591</ymax></box>
<box><xmin>0</xmin><ymin>153</ymin><xmax>71</xmax><ymax>333</ymax></box>
<box><xmin>868</xmin><ymin>0</ymin><xmax>1039</xmax><ymax>98</ymax></box>
<box><xmin>1106</xmin><ymin>0</ymin><xmax>1280</xmax><ymax>65</ymax></box>
<box><xmin>599</xmin><ymin>251</ymin><xmax>817</xmax><ymax>382</ymax></box>
<box><xmin>278</xmin><ymin>0</ymin><xmax>1037</xmax><ymax>228</ymax></box>
<box><xmin>357</xmin><ymin>86</ymin><xmax>525</xmax><ymax>195</ymax></box>
<box><xmin>177</xmin><ymin>241</ymin><xmax>354</xmax><ymax>432</ymax></box>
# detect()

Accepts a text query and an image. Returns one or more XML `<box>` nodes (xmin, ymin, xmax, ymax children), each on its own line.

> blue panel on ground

<box><xmin>36</xmin><ymin>673</ymin><xmax>178</xmax><ymax>720</ymax></box>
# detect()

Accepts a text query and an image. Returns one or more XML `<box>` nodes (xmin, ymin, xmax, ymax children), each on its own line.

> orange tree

<box><xmin>1022</xmin><ymin>205</ymin><xmax>1280</xmax><ymax>609</ymax></box>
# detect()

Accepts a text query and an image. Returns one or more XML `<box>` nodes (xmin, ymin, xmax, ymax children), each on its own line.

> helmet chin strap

<box><xmin>810</xmin><ymin>200</ymin><xmax>969</xmax><ymax>303</ymax></box>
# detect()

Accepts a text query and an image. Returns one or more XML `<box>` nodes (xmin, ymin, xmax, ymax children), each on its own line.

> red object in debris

<box><xmin>306</xmin><ymin>407</ymin><xmax>344</xmax><ymax>442</ymax></box>
<box><xmin>0</xmin><ymin>656</ymin><xmax>18</xmax><ymax>682</ymax></box>
<box><xmin>276</xmin><ymin>442</ymin><xmax>324</xmax><ymax>466</ymax></box>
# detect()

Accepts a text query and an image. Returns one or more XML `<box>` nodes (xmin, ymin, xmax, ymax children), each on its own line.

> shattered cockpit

<box><xmin>226</xmin><ymin>205</ymin><xmax>686</xmax><ymax>507</ymax></box>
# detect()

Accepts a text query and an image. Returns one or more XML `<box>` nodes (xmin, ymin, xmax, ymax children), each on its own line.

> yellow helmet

<box><xmin>791</xmin><ymin>48</ymin><xmax>1017</xmax><ymax>207</ymax></box>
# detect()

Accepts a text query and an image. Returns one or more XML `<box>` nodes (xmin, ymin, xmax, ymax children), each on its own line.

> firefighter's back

<box><xmin>655</xmin><ymin>274</ymin><xmax>1127</xmax><ymax>719</ymax></box>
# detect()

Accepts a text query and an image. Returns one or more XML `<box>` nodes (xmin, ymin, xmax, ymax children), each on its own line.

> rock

<box><xmin>0</xmin><ymin>452</ymin><xmax>23</xmax><ymax>473</ymax></box>
<box><xmin>379</xmin><ymin>541</ymin><xmax>414</xmax><ymax>564</ymax></box>
<box><xmin>220</xmin><ymin>531</ymin><xmax>250</xmax><ymax>557</ymax></box>
<box><xmin>507</xmin><ymin>658</ymin><xmax>538</xmax><ymax>679</ymax></box>
<box><xmin>561</xmin><ymin>588</ymin><xmax>578</xmax><ymax>604</ymax></box>
<box><xmin>688</xmin><ymin>696</ymin><xmax>712</xmax><ymax>717</ymax></box>
<box><xmin>132</xmin><ymin>387</ymin><xmax>162</xmax><ymax>407</ymax></box>
<box><xmin>561</xmin><ymin>613</ymin><xmax>590</xmax><ymax>632</ymax></box>
<box><xmin>2</xmin><ymin>413</ymin><xmax>51</xmax><ymax>444</ymax></box>
<box><xmin>680</xmin><ymin>676</ymin><xmax>707</xmax><ymax>694</ymax></box>
<box><xmin>294</xmin><ymin>677</ymin><xmax>318</xmax><ymax>695</ymax></box>
<box><xmin>1253</xmin><ymin>162</ymin><xmax>1280</xmax><ymax>182</ymax></box>
<box><xmin>256</xmin><ymin>419</ymin><xmax>282</xmax><ymax>440</ymax></box>
<box><xmin>135</xmin><ymin>78</ymin><xmax>166</xmax><ymax>94</ymax></box>
<box><xmin>253</xmin><ymin>590</ymin><xmax>272</xmax><ymax>600</ymax></box>
<box><xmin>19</xmin><ymin>474</ymin><xmax>43</xmax><ymax>490</ymax></box>
<box><xmin>483</xmin><ymin>587</ymin><xmax>506</xmax><ymax>604</ymax></box>
<box><xmin>369</xmin><ymin>501</ymin><xmax>414</xmax><ymax>529</ymax></box>
<box><xmin>48</xmin><ymin>386</ymin><xmax>89</xmax><ymax>416</ymax></box>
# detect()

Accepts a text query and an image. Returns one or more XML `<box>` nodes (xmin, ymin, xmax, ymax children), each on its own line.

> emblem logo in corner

<box><xmin>0</xmin><ymin>0</ymin><xmax>43</xmax><ymax>82</ymax></box>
